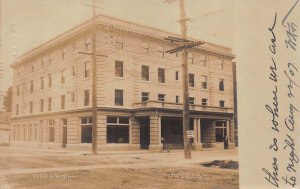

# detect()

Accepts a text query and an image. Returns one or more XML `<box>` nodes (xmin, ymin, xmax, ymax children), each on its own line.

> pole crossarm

<box><xmin>165</xmin><ymin>39</ymin><xmax>205</xmax><ymax>54</ymax></box>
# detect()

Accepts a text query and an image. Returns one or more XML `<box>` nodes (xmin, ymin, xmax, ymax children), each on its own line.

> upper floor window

<box><xmin>16</xmin><ymin>86</ymin><xmax>20</xmax><ymax>96</ymax></box>
<box><xmin>202</xmin><ymin>98</ymin><xmax>208</xmax><ymax>106</ymax></box>
<box><xmin>219</xmin><ymin>79</ymin><xmax>224</xmax><ymax>91</ymax></box>
<box><xmin>141</xmin><ymin>92</ymin><xmax>149</xmax><ymax>102</ymax></box>
<box><xmin>16</xmin><ymin>104</ymin><xmax>19</xmax><ymax>115</ymax></box>
<box><xmin>61</xmin><ymin>95</ymin><xmax>65</xmax><ymax>110</ymax></box>
<box><xmin>142</xmin><ymin>42</ymin><xmax>149</xmax><ymax>54</ymax></box>
<box><xmin>40</xmin><ymin>99</ymin><xmax>44</xmax><ymax>112</ymax></box>
<box><xmin>115</xmin><ymin>61</ymin><xmax>123</xmax><ymax>77</ymax></box>
<box><xmin>115</xmin><ymin>37</ymin><xmax>123</xmax><ymax>50</ymax></box>
<box><xmin>71</xmin><ymin>92</ymin><xmax>75</xmax><ymax>103</ymax></box>
<box><xmin>201</xmin><ymin>75</ymin><xmax>208</xmax><ymax>89</ymax></box>
<box><xmin>187</xmin><ymin>53</ymin><xmax>193</xmax><ymax>64</ymax></box>
<box><xmin>41</xmin><ymin>58</ymin><xmax>45</xmax><ymax>68</ymax></box>
<box><xmin>175</xmin><ymin>71</ymin><xmax>179</xmax><ymax>81</ymax></box>
<box><xmin>40</xmin><ymin>77</ymin><xmax>44</xmax><ymax>89</ymax></box>
<box><xmin>218</xmin><ymin>59</ymin><xmax>224</xmax><ymax>70</ymax></box>
<box><xmin>84</xmin><ymin>62</ymin><xmax>90</xmax><ymax>78</ymax></box>
<box><xmin>188</xmin><ymin>74</ymin><xmax>195</xmax><ymax>87</ymax></box>
<box><xmin>30</xmin><ymin>101</ymin><xmax>33</xmax><ymax>114</ymax></box>
<box><xmin>176</xmin><ymin>96</ymin><xmax>180</xmax><ymax>104</ymax></box>
<box><xmin>158</xmin><ymin>68</ymin><xmax>165</xmax><ymax>83</ymax></box>
<box><xmin>158</xmin><ymin>94</ymin><xmax>165</xmax><ymax>102</ymax></box>
<box><xmin>189</xmin><ymin>97</ymin><xmax>195</xmax><ymax>105</ymax></box>
<box><xmin>141</xmin><ymin>65</ymin><xmax>149</xmax><ymax>81</ymax></box>
<box><xmin>48</xmin><ymin>98</ymin><xmax>52</xmax><ymax>111</ymax></box>
<box><xmin>85</xmin><ymin>37</ymin><xmax>92</xmax><ymax>50</ymax></box>
<box><xmin>62</xmin><ymin>49</ymin><xmax>66</xmax><ymax>59</ymax></box>
<box><xmin>115</xmin><ymin>89</ymin><xmax>123</xmax><ymax>106</ymax></box>
<box><xmin>61</xmin><ymin>70</ymin><xmax>65</xmax><ymax>84</ymax></box>
<box><xmin>72</xmin><ymin>66</ymin><xmax>75</xmax><ymax>76</ymax></box>
<box><xmin>220</xmin><ymin>100</ymin><xmax>225</xmax><ymax>107</ymax></box>
<box><xmin>84</xmin><ymin>90</ymin><xmax>89</xmax><ymax>106</ymax></box>
<box><xmin>157</xmin><ymin>46</ymin><xmax>164</xmax><ymax>57</ymax></box>
<box><xmin>48</xmin><ymin>74</ymin><xmax>52</xmax><ymax>88</ymax></box>
<box><xmin>30</xmin><ymin>80</ymin><xmax>34</xmax><ymax>94</ymax></box>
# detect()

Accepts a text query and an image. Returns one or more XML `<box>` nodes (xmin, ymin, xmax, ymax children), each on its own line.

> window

<box><xmin>61</xmin><ymin>95</ymin><xmax>65</xmax><ymax>109</ymax></box>
<box><xmin>61</xmin><ymin>70</ymin><xmax>65</xmax><ymax>84</ymax></box>
<box><xmin>141</xmin><ymin>92</ymin><xmax>149</xmax><ymax>102</ymax></box>
<box><xmin>158</xmin><ymin>94</ymin><xmax>165</xmax><ymax>102</ymax></box>
<box><xmin>72</xmin><ymin>66</ymin><xmax>75</xmax><ymax>76</ymax></box>
<box><xmin>62</xmin><ymin>49</ymin><xmax>66</xmax><ymax>59</ymax></box>
<box><xmin>189</xmin><ymin>74</ymin><xmax>195</xmax><ymax>87</ymax></box>
<box><xmin>84</xmin><ymin>90</ymin><xmax>89</xmax><ymax>106</ymax></box>
<box><xmin>157</xmin><ymin>46</ymin><xmax>164</xmax><ymax>57</ymax></box>
<box><xmin>218</xmin><ymin>60</ymin><xmax>224</xmax><ymax>70</ymax></box>
<box><xmin>188</xmin><ymin>53</ymin><xmax>193</xmax><ymax>64</ymax></box>
<box><xmin>30</xmin><ymin>80</ymin><xmax>33</xmax><ymax>94</ymax></box>
<box><xmin>30</xmin><ymin>101</ymin><xmax>33</xmax><ymax>114</ymax></box>
<box><xmin>16</xmin><ymin>104</ymin><xmax>19</xmax><ymax>115</ymax></box>
<box><xmin>219</xmin><ymin>79</ymin><xmax>224</xmax><ymax>91</ymax></box>
<box><xmin>48</xmin><ymin>120</ymin><xmax>55</xmax><ymax>142</ymax></box>
<box><xmin>16</xmin><ymin>86</ymin><xmax>20</xmax><ymax>96</ymax></box>
<box><xmin>215</xmin><ymin>121</ymin><xmax>226</xmax><ymax>142</ymax></box>
<box><xmin>73</xmin><ymin>43</ymin><xmax>76</xmax><ymax>52</ymax></box>
<box><xmin>189</xmin><ymin>97</ymin><xmax>195</xmax><ymax>105</ymax></box>
<box><xmin>40</xmin><ymin>77</ymin><xmax>44</xmax><ymax>89</ymax></box>
<box><xmin>62</xmin><ymin>119</ymin><xmax>67</xmax><ymax>126</ymax></box>
<box><xmin>175</xmin><ymin>71</ymin><xmax>179</xmax><ymax>81</ymax></box>
<box><xmin>115</xmin><ymin>61</ymin><xmax>123</xmax><ymax>77</ymax></box>
<box><xmin>48</xmin><ymin>98</ymin><xmax>52</xmax><ymax>111</ymax></box>
<box><xmin>40</xmin><ymin>99</ymin><xmax>44</xmax><ymax>112</ymax></box>
<box><xmin>48</xmin><ymin>74</ymin><xmax>52</xmax><ymax>88</ymax></box>
<box><xmin>142</xmin><ymin>42</ymin><xmax>149</xmax><ymax>54</ymax></box>
<box><xmin>115</xmin><ymin>38</ymin><xmax>123</xmax><ymax>50</ymax></box>
<box><xmin>141</xmin><ymin>65</ymin><xmax>149</xmax><ymax>81</ymax></box>
<box><xmin>107</xmin><ymin>116</ymin><xmax>129</xmax><ymax>143</ymax></box>
<box><xmin>202</xmin><ymin>98</ymin><xmax>208</xmax><ymax>106</ymax></box>
<box><xmin>85</xmin><ymin>38</ymin><xmax>92</xmax><ymax>50</ymax></box>
<box><xmin>220</xmin><ymin>100</ymin><xmax>225</xmax><ymax>107</ymax></box>
<box><xmin>71</xmin><ymin>92</ymin><xmax>75</xmax><ymax>103</ymax></box>
<box><xmin>201</xmin><ymin>75</ymin><xmax>208</xmax><ymax>89</ymax></box>
<box><xmin>158</xmin><ymin>68</ymin><xmax>165</xmax><ymax>83</ymax></box>
<box><xmin>84</xmin><ymin>62</ymin><xmax>90</xmax><ymax>78</ymax></box>
<box><xmin>176</xmin><ymin>96</ymin><xmax>180</xmax><ymax>104</ymax></box>
<box><xmin>115</xmin><ymin>89</ymin><xmax>123</xmax><ymax>106</ymax></box>
<box><xmin>81</xmin><ymin>117</ymin><xmax>92</xmax><ymax>143</ymax></box>
<box><xmin>17</xmin><ymin>68</ymin><xmax>20</xmax><ymax>77</ymax></box>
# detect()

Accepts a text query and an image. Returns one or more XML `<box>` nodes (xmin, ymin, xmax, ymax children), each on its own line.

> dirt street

<box><xmin>0</xmin><ymin>147</ymin><xmax>239</xmax><ymax>189</ymax></box>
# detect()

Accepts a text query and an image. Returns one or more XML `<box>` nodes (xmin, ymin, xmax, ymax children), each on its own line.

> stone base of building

<box><xmin>149</xmin><ymin>144</ymin><xmax>163</xmax><ymax>152</ymax></box>
<box><xmin>192</xmin><ymin>143</ymin><xmax>203</xmax><ymax>151</ymax></box>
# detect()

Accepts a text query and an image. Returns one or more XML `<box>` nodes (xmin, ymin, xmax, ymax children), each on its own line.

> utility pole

<box><xmin>179</xmin><ymin>0</ymin><xmax>191</xmax><ymax>160</ymax></box>
<box><xmin>165</xmin><ymin>0</ymin><xmax>204</xmax><ymax>159</ymax></box>
<box><xmin>80</xmin><ymin>0</ymin><xmax>106</xmax><ymax>154</ymax></box>
<box><xmin>91</xmin><ymin>0</ymin><xmax>98</xmax><ymax>154</ymax></box>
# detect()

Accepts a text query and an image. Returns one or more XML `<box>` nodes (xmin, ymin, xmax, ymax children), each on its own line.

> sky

<box><xmin>0</xmin><ymin>0</ymin><xmax>235</xmax><ymax>91</ymax></box>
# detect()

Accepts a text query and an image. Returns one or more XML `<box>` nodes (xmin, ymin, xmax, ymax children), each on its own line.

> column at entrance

<box><xmin>192</xmin><ymin>118</ymin><xmax>202</xmax><ymax>150</ymax></box>
<box><xmin>149</xmin><ymin>114</ymin><xmax>162</xmax><ymax>151</ymax></box>
<box><xmin>226</xmin><ymin>119</ymin><xmax>235</xmax><ymax>149</ymax></box>
<box><xmin>130</xmin><ymin>117</ymin><xmax>140</xmax><ymax>145</ymax></box>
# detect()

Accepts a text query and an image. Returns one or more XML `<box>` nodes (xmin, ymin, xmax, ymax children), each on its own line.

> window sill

<box><xmin>157</xmin><ymin>82</ymin><xmax>167</xmax><ymax>86</ymax></box>
<box><xmin>188</xmin><ymin>87</ymin><xmax>196</xmax><ymax>90</ymax></box>
<box><xmin>140</xmin><ymin>80</ymin><xmax>150</xmax><ymax>83</ymax></box>
<box><xmin>115</xmin><ymin>77</ymin><xmax>125</xmax><ymax>80</ymax></box>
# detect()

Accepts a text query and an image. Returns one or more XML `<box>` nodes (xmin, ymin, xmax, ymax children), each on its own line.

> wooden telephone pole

<box><xmin>91</xmin><ymin>0</ymin><xmax>98</xmax><ymax>154</ymax></box>
<box><xmin>165</xmin><ymin>0</ymin><xmax>204</xmax><ymax>159</ymax></box>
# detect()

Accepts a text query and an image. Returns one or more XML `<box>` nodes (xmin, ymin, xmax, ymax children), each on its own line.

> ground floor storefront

<box><xmin>9</xmin><ymin>108</ymin><xmax>236</xmax><ymax>151</ymax></box>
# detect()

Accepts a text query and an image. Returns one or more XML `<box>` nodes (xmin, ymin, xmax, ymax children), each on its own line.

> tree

<box><xmin>3</xmin><ymin>87</ymin><xmax>12</xmax><ymax>112</ymax></box>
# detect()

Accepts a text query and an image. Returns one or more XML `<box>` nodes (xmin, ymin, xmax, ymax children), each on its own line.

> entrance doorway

<box><xmin>140</xmin><ymin>118</ymin><xmax>150</xmax><ymax>149</ymax></box>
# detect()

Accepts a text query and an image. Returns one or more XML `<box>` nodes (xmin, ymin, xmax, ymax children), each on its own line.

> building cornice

<box><xmin>11</xmin><ymin>15</ymin><xmax>235</xmax><ymax>68</ymax></box>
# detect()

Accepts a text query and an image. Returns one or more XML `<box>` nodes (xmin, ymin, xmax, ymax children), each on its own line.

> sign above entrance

<box><xmin>186</xmin><ymin>130</ymin><xmax>194</xmax><ymax>138</ymax></box>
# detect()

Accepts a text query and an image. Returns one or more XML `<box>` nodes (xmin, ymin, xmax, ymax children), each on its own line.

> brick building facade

<box><xmin>10</xmin><ymin>15</ymin><xmax>236</xmax><ymax>151</ymax></box>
